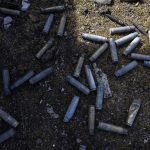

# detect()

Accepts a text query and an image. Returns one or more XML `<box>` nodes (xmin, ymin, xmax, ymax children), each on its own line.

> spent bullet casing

<box><xmin>82</xmin><ymin>33</ymin><xmax>108</xmax><ymax>43</ymax></box>
<box><xmin>41</xmin><ymin>5</ymin><xmax>65</xmax><ymax>13</ymax></box>
<box><xmin>144</xmin><ymin>61</ymin><xmax>150</xmax><ymax>68</ymax></box>
<box><xmin>43</xmin><ymin>14</ymin><xmax>54</xmax><ymax>34</ymax></box>
<box><xmin>0</xmin><ymin>129</ymin><xmax>16</xmax><ymax>144</ymax></box>
<box><xmin>115</xmin><ymin>32</ymin><xmax>138</xmax><ymax>47</ymax></box>
<box><xmin>73</xmin><ymin>54</ymin><xmax>85</xmax><ymax>78</ymax></box>
<box><xmin>89</xmin><ymin>43</ymin><xmax>108</xmax><ymax>62</ymax></box>
<box><xmin>123</xmin><ymin>37</ymin><xmax>141</xmax><ymax>56</ymax></box>
<box><xmin>29</xmin><ymin>67</ymin><xmax>53</xmax><ymax>84</ymax></box>
<box><xmin>10</xmin><ymin>70</ymin><xmax>34</xmax><ymax>90</ymax></box>
<box><xmin>57</xmin><ymin>14</ymin><xmax>67</xmax><ymax>37</ymax></box>
<box><xmin>115</xmin><ymin>61</ymin><xmax>138</xmax><ymax>77</ymax></box>
<box><xmin>131</xmin><ymin>53</ymin><xmax>150</xmax><ymax>61</ymax></box>
<box><xmin>2</xmin><ymin>68</ymin><xmax>11</xmax><ymax>95</ymax></box>
<box><xmin>110</xmin><ymin>26</ymin><xmax>135</xmax><ymax>35</ymax></box>
<box><xmin>63</xmin><ymin>96</ymin><xmax>80</xmax><ymax>122</ymax></box>
<box><xmin>0</xmin><ymin>109</ymin><xmax>19</xmax><ymax>128</ymax></box>
<box><xmin>85</xmin><ymin>65</ymin><xmax>96</xmax><ymax>91</ymax></box>
<box><xmin>148</xmin><ymin>30</ymin><xmax>150</xmax><ymax>43</ymax></box>
<box><xmin>66</xmin><ymin>75</ymin><xmax>90</xmax><ymax>95</ymax></box>
<box><xmin>96</xmin><ymin>80</ymin><xmax>104</xmax><ymax>110</ymax></box>
<box><xmin>36</xmin><ymin>38</ymin><xmax>54</xmax><ymax>59</ymax></box>
<box><xmin>109</xmin><ymin>38</ymin><xmax>119</xmax><ymax>63</ymax></box>
<box><xmin>88</xmin><ymin>105</ymin><xmax>95</xmax><ymax>135</ymax></box>
<box><xmin>79</xmin><ymin>145</ymin><xmax>86</xmax><ymax>150</ymax></box>
<box><xmin>127</xmin><ymin>99</ymin><xmax>141</xmax><ymax>126</ymax></box>
<box><xmin>0</xmin><ymin>7</ymin><xmax>20</xmax><ymax>16</ymax></box>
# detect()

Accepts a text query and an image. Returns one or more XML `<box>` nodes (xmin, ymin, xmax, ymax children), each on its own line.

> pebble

<box><xmin>47</xmin><ymin>106</ymin><xmax>59</xmax><ymax>119</ymax></box>
<box><xmin>21</xmin><ymin>0</ymin><xmax>30</xmax><ymax>12</ymax></box>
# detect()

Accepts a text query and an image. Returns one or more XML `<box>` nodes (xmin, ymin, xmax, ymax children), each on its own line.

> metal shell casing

<box><xmin>41</xmin><ymin>5</ymin><xmax>65</xmax><ymax>13</ymax></box>
<box><xmin>131</xmin><ymin>53</ymin><xmax>150</xmax><ymax>61</ymax></box>
<box><xmin>0</xmin><ymin>7</ymin><xmax>20</xmax><ymax>16</ymax></box>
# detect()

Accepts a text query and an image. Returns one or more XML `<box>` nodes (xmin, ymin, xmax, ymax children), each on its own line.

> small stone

<box><xmin>94</xmin><ymin>0</ymin><xmax>112</xmax><ymax>5</ymax></box>
<box><xmin>47</xmin><ymin>106</ymin><xmax>59</xmax><ymax>119</ymax></box>
<box><xmin>61</xmin><ymin>88</ymin><xmax>65</xmax><ymax>92</ymax></box>
<box><xmin>4</xmin><ymin>16</ymin><xmax>13</xmax><ymax>29</ymax></box>
<box><xmin>21</xmin><ymin>0</ymin><xmax>30</xmax><ymax>12</ymax></box>
<box><xmin>76</xmin><ymin>138</ymin><xmax>82</xmax><ymax>144</ymax></box>
<box><xmin>36</xmin><ymin>138</ymin><xmax>43</xmax><ymax>145</ymax></box>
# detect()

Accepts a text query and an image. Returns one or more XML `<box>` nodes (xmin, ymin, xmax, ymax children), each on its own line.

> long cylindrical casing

<box><xmin>131</xmin><ymin>53</ymin><xmax>150</xmax><ymax>61</ymax></box>
<box><xmin>97</xmin><ymin>122</ymin><xmax>128</xmax><ymax>135</ymax></box>
<box><xmin>115</xmin><ymin>32</ymin><xmax>138</xmax><ymax>46</ymax></box>
<box><xmin>2</xmin><ymin>68</ymin><xmax>11</xmax><ymax>96</ymax></box>
<box><xmin>73</xmin><ymin>54</ymin><xmax>85</xmax><ymax>78</ymax></box>
<box><xmin>43</xmin><ymin>14</ymin><xmax>54</xmax><ymax>34</ymax></box>
<box><xmin>41</xmin><ymin>5</ymin><xmax>65</xmax><ymax>13</ymax></box>
<box><xmin>85</xmin><ymin>65</ymin><xmax>96</xmax><ymax>91</ymax></box>
<box><xmin>123</xmin><ymin>37</ymin><xmax>140</xmax><ymax>56</ymax></box>
<box><xmin>96</xmin><ymin>80</ymin><xmax>104</xmax><ymax>110</ymax></box>
<box><xmin>63</xmin><ymin>96</ymin><xmax>80</xmax><ymax>122</ymax></box>
<box><xmin>0</xmin><ymin>129</ymin><xmax>16</xmax><ymax>144</ymax></box>
<box><xmin>148</xmin><ymin>30</ymin><xmax>150</xmax><ymax>43</ymax></box>
<box><xmin>144</xmin><ymin>61</ymin><xmax>150</xmax><ymax>68</ymax></box>
<box><xmin>114</xmin><ymin>61</ymin><xmax>138</xmax><ymax>77</ymax></box>
<box><xmin>89</xmin><ymin>43</ymin><xmax>108</xmax><ymax>62</ymax></box>
<box><xmin>66</xmin><ymin>75</ymin><xmax>90</xmax><ymax>95</ymax></box>
<box><xmin>36</xmin><ymin>38</ymin><xmax>54</xmax><ymax>59</ymax></box>
<box><xmin>29</xmin><ymin>67</ymin><xmax>53</xmax><ymax>84</ymax></box>
<box><xmin>10</xmin><ymin>71</ymin><xmax>34</xmax><ymax>90</ymax></box>
<box><xmin>82</xmin><ymin>33</ymin><xmax>108</xmax><ymax>43</ymax></box>
<box><xmin>88</xmin><ymin>105</ymin><xmax>95</xmax><ymax>135</ymax></box>
<box><xmin>0</xmin><ymin>7</ymin><xmax>20</xmax><ymax>16</ymax></box>
<box><xmin>57</xmin><ymin>14</ymin><xmax>67</xmax><ymax>37</ymax></box>
<box><xmin>0</xmin><ymin>109</ymin><xmax>19</xmax><ymax>128</ymax></box>
<box><xmin>110</xmin><ymin>26</ymin><xmax>135</xmax><ymax>35</ymax></box>
<box><xmin>109</xmin><ymin>38</ymin><xmax>119</xmax><ymax>64</ymax></box>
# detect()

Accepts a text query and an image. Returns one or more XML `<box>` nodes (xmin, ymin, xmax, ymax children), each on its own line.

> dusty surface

<box><xmin>0</xmin><ymin>0</ymin><xmax>150</xmax><ymax>149</ymax></box>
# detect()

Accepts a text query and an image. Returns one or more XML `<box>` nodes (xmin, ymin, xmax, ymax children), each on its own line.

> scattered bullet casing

<box><xmin>41</xmin><ymin>5</ymin><xmax>65</xmax><ymax>13</ymax></box>
<box><xmin>36</xmin><ymin>38</ymin><xmax>54</xmax><ymax>59</ymax></box>
<box><xmin>57</xmin><ymin>14</ymin><xmax>67</xmax><ymax>37</ymax></box>
<box><xmin>89</xmin><ymin>43</ymin><xmax>108</xmax><ymax>62</ymax></box>
<box><xmin>79</xmin><ymin>145</ymin><xmax>86</xmax><ymax>150</ymax></box>
<box><xmin>148</xmin><ymin>30</ymin><xmax>150</xmax><ymax>43</ymax></box>
<box><xmin>85</xmin><ymin>65</ymin><xmax>96</xmax><ymax>91</ymax></box>
<box><xmin>88</xmin><ymin>106</ymin><xmax>95</xmax><ymax>135</ymax></box>
<box><xmin>66</xmin><ymin>75</ymin><xmax>90</xmax><ymax>95</ymax></box>
<box><xmin>82</xmin><ymin>33</ymin><xmax>108</xmax><ymax>43</ymax></box>
<box><xmin>43</xmin><ymin>14</ymin><xmax>54</xmax><ymax>34</ymax></box>
<box><xmin>63</xmin><ymin>96</ymin><xmax>80</xmax><ymax>122</ymax></box>
<box><xmin>115</xmin><ymin>32</ymin><xmax>138</xmax><ymax>47</ymax></box>
<box><xmin>97</xmin><ymin>122</ymin><xmax>128</xmax><ymax>135</ymax></box>
<box><xmin>131</xmin><ymin>53</ymin><xmax>150</xmax><ymax>61</ymax></box>
<box><xmin>127</xmin><ymin>99</ymin><xmax>141</xmax><ymax>126</ymax></box>
<box><xmin>144</xmin><ymin>61</ymin><xmax>150</xmax><ymax>68</ymax></box>
<box><xmin>0</xmin><ymin>7</ymin><xmax>20</xmax><ymax>16</ymax></box>
<box><xmin>10</xmin><ymin>70</ymin><xmax>34</xmax><ymax>90</ymax></box>
<box><xmin>110</xmin><ymin>26</ymin><xmax>135</xmax><ymax>35</ymax></box>
<box><xmin>73</xmin><ymin>54</ymin><xmax>85</xmax><ymax>78</ymax></box>
<box><xmin>0</xmin><ymin>129</ymin><xmax>16</xmax><ymax>144</ymax></box>
<box><xmin>115</xmin><ymin>61</ymin><xmax>138</xmax><ymax>77</ymax></box>
<box><xmin>0</xmin><ymin>109</ymin><xmax>19</xmax><ymax>128</ymax></box>
<box><xmin>96</xmin><ymin>80</ymin><xmax>104</xmax><ymax>110</ymax></box>
<box><xmin>2</xmin><ymin>68</ymin><xmax>11</xmax><ymax>96</ymax></box>
<box><xmin>109</xmin><ymin>38</ymin><xmax>119</xmax><ymax>64</ymax></box>
<box><xmin>123</xmin><ymin>37</ymin><xmax>140</xmax><ymax>56</ymax></box>
<box><xmin>29</xmin><ymin>67</ymin><xmax>53</xmax><ymax>84</ymax></box>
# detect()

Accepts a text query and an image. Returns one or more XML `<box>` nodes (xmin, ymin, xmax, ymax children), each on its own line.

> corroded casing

<box><xmin>0</xmin><ymin>7</ymin><xmax>20</xmax><ymax>16</ymax></box>
<box><xmin>41</xmin><ymin>5</ymin><xmax>65</xmax><ymax>13</ymax></box>
<box><xmin>131</xmin><ymin>53</ymin><xmax>150</xmax><ymax>61</ymax></box>
<box><xmin>144</xmin><ymin>61</ymin><xmax>150</xmax><ymax>68</ymax></box>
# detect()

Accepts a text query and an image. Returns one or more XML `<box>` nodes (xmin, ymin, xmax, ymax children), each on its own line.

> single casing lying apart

<box><xmin>79</xmin><ymin>145</ymin><xmax>86</xmax><ymax>150</ymax></box>
<box><xmin>73</xmin><ymin>54</ymin><xmax>85</xmax><ymax>78</ymax></box>
<box><xmin>41</xmin><ymin>5</ymin><xmax>65</xmax><ymax>13</ymax></box>
<box><xmin>84</xmin><ymin>65</ymin><xmax>96</xmax><ymax>91</ymax></box>
<box><xmin>115</xmin><ymin>32</ymin><xmax>138</xmax><ymax>46</ymax></box>
<box><xmin>88</xmin><ymin>105</ymin><xmax>95</xmax><ymax>135</ymax></box>
<box><xmin>63</xmin><ymin>96</ymin><xmax>80</xmax><ymax>122</ymax></box>
<box><xmin>148</xmin><ymin>30</ymin><xmax>150</xmax><ymax>43</ymax></box>
<box><xmin>110</xmin><ymin>26</ymin><xmax>135</xmax><ymax>35</ymax></box>
<box><xmin>66</xmin><ymin>75</ymin><xmax>90</xmax><ymax>95</ymax></box>
<box><xmin>109</xmin><ymin>38</ymin><xmax>119</xmax><ymax>64</ymax></box>
<box><xmin>82</xmin><ymin>33</ymin><xmax>108</xmax><ymax>43</ymax></box>
<box><xmin>10</xmin><ymin>70</ymin><xmax>34</xmax><ymax>90</ymax></box>
<box><xmin>57</xmin><ymin>14</ymin><xmax>67</xmax><ymax>37</ymax></box>
<box><xmin>0</xmin><ymin>7</ymin><xmax>20</xmax><ymax>16</ymax></box>
<box><xmin>144</xmin><ymin>61</ymin><xmax>150</xmax><ymax>68</ymax></box>
<box><xmin>97</xmin><ymin>122</ymin><xmax>128</xmax><ymax>135</ymax></box>
<box><xmin>2</xmin><ymin>68</ymin><xmax>11</xmax><ymax>96</ymax></box>
<box><xmin>131</xmin><ymin>53</ymin><xmax>150</xmax><ymax>61</ymax></box>
<box><xmin>114</xmin><ymin>61</ymin><xmax>138</xmax><ymax>77</ymax></box>
<box><xmin>123</xmin><ymin>37</ymin><xmax>141</xmax><ymax>56</ymax></box>
<box><xmin>0</xmin><ymin>109</ymin><xmax>19</xmax><ymax>128</ymax></box>
<box><xmin>36</xmin><ymin>38</ymin><xmax>54</xmax><ymax>59</ymax></box>
<box><xmin>89</xmin><ymin>43</ymin><xmax>108</xmax><ymax>62</ymax></box>
<box><xmin>127</xmin><ymin>99</ymin><xmax>141</xmax><ymax>126</ymax></box>
<box><xmin>29</xmin><ymin>67</ymin><xmax>53</xmax><ymax>84</ymax></box>
<box><xmin>0</xmin><ymin>128</ymin><xmax>16</xmax><ymax>144</ymax></box>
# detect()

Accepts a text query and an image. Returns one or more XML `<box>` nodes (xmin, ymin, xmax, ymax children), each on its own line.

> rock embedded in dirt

<box><xmin>94</xmin><ymin>0</ymin><xmax>112</xmax><ymax>5</ymax></box>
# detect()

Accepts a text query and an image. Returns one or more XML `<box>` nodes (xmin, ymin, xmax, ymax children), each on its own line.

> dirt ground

<box><xmin>0</xmin><ymin>0</ymin><xmax>150</xmax><ymax>149</ymax></box>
